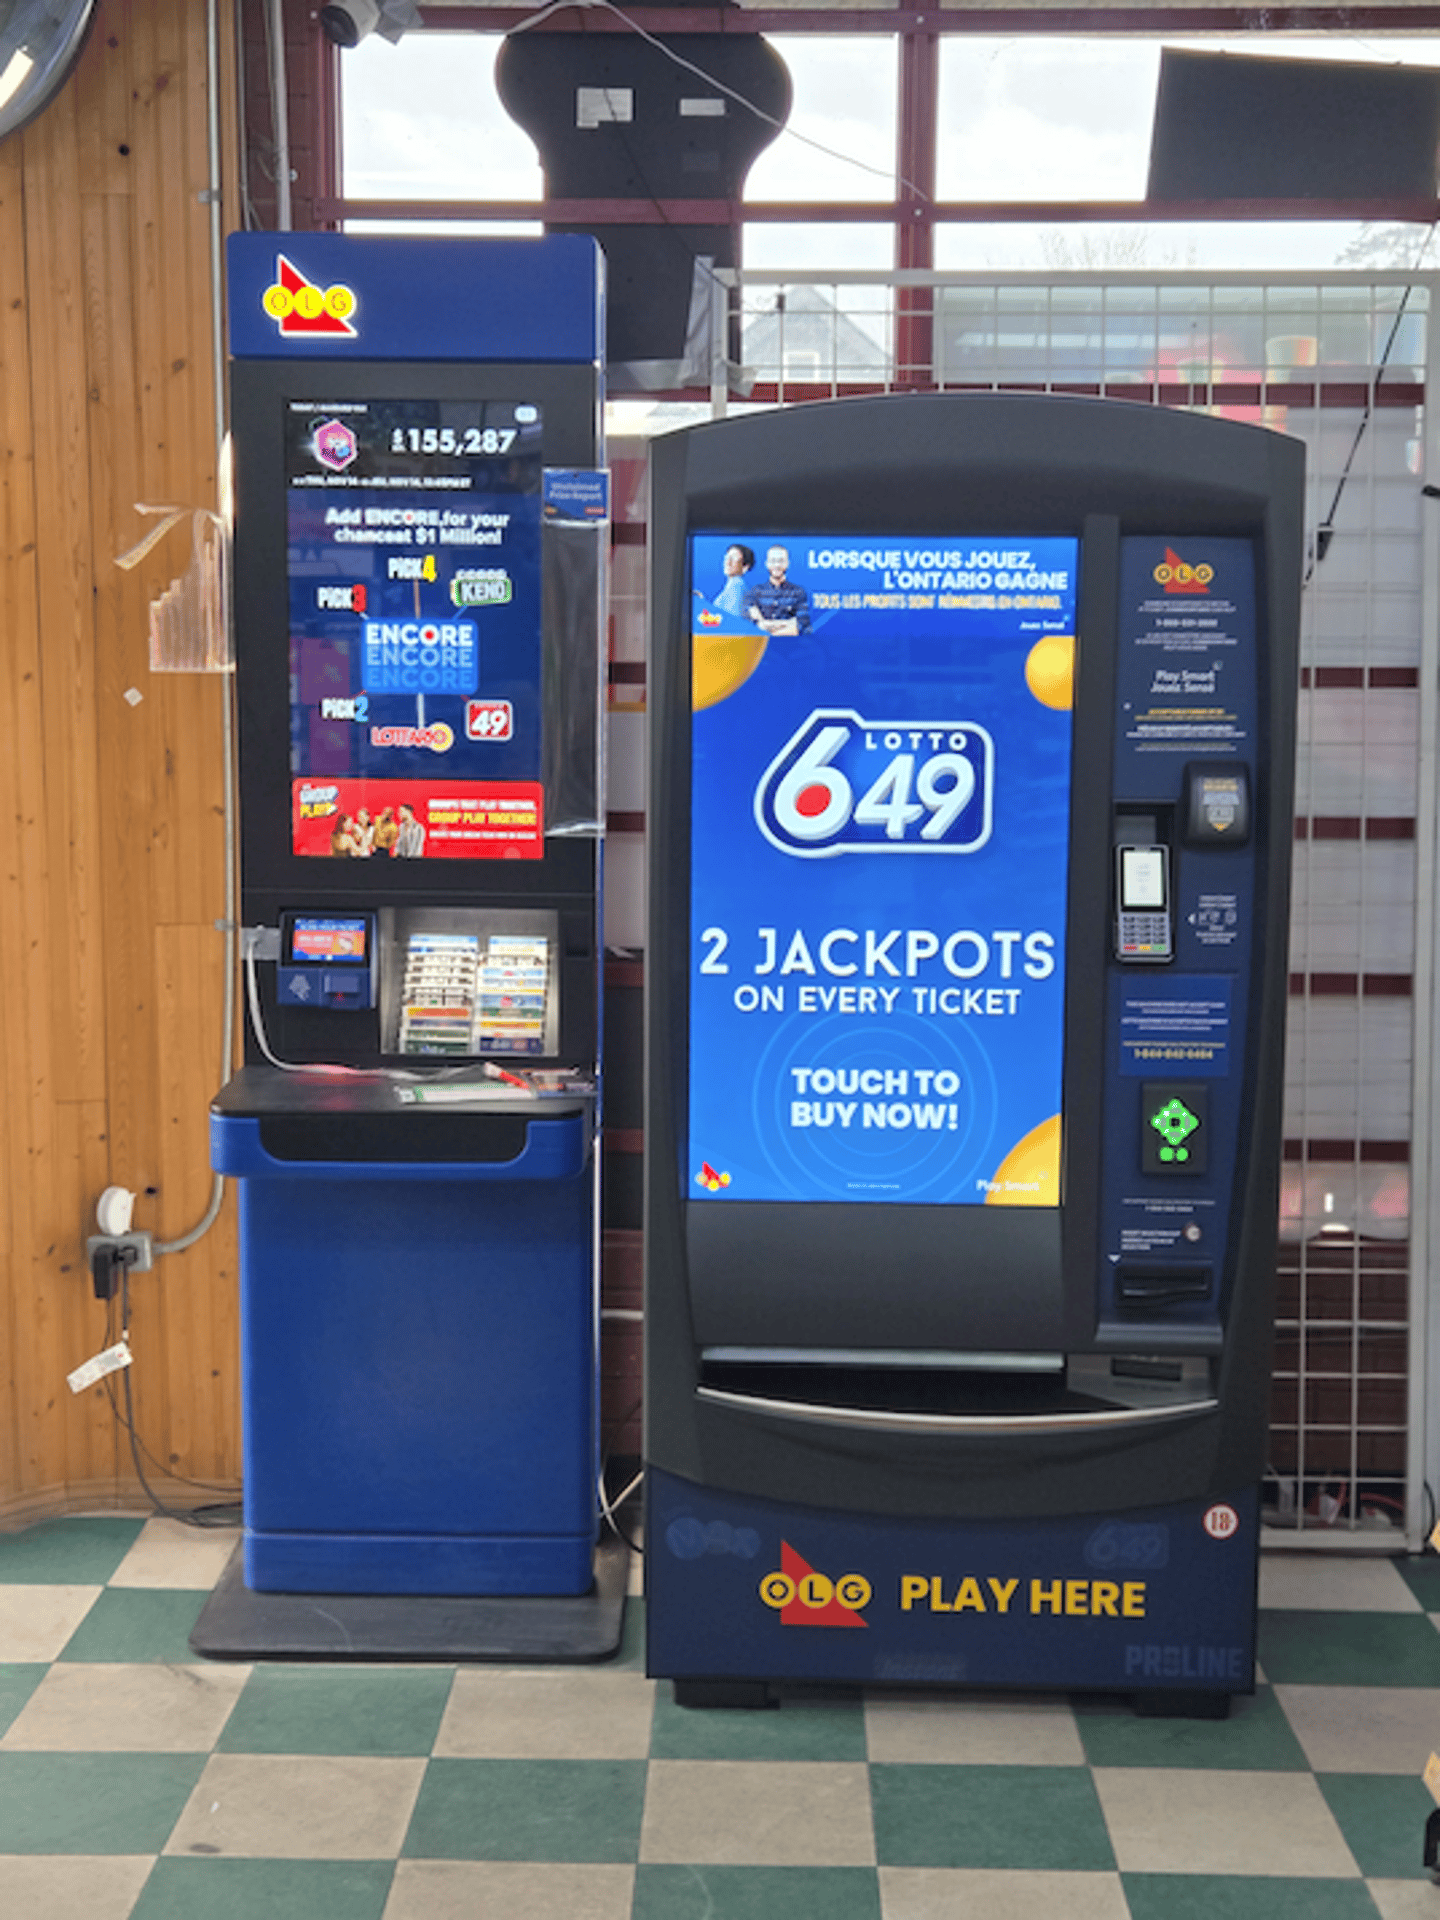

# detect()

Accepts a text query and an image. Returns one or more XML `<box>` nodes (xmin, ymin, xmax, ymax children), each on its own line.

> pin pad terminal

<box><xmin>1114</xmin><ymin>813</ymin><xmax>1172</xmax><ymax>962</ymax></box>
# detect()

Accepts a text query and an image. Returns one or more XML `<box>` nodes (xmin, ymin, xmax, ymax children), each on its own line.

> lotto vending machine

<box><xmin>645</xmin><ymin>392</ymin><xmax>1303</xmax><ymax>1707</ymax></box>
<box><xmin>210</xmin><ymin>235</ymin><xmax>607</xmax><ymax>1606</ymax></box>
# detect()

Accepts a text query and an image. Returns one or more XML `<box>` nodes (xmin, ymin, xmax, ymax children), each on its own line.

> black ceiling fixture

<box><xmin>496</xmin><ymin>4</ymin><xmax>790</xmax><ymax>388</ymax></box>
<box><xmin>1148</xmin><ymin>48</ymin><xmax>1440</xmax><ymax>203</ymax></box>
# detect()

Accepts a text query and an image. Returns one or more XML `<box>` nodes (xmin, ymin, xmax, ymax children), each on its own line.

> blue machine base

<box><xmin>211</xmin><ymin>1102</ymin><xmax>599</xmax><ymax>1604</ymax></box>
<box><xmin>245</xmin><ymin>1529</ymin><xmax>597</xmax><ymax>1597</ymax></box>
<box><xmin>646</xmin><ymin>1467</ymin><xmax>1259</xmax><ymax>1697</ymax></box>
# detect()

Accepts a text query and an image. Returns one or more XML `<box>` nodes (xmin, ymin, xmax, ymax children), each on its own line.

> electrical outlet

<box><xmin>85</xmin><ymin>1232</ymin><xmax>154</xmax><ymax>1301</ymax></box>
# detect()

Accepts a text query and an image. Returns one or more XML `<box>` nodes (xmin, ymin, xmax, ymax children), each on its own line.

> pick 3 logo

<box><xmin>759</xmin><ymin>1542</ymin><xmax>871</xmax><ymax>1627</ymax></box>
<box><xmin>1153</xmin><ymin>547</ymin><xmax>1213</xmax><ymax>594</ymax></box>
<box><xmin>755</xmin><ymin>709</ymin><xmax>992</xmax><ymax>859</ymax></box>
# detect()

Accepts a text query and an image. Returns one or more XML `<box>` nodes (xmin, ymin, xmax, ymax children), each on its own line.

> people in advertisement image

<box><xmin>745</xmin><ymin>544</ymin><xmax>812</xmax><ymax>636</ymax></box>
<box><xmin>329</xmin><ymin>813</ymin><xmax>361</xmax><ymax>857</ymax></box>
<box><xmin>373</xmin><ymin>805</ymin><xmax>399</xmax><ymax>855</ymax></box>
<box><xmin>713</xmin><ymin>542</ymin><xmax>755</xmax><ymax>617</ymax></box>
<box><xmin>395</xmin><ymin>800</ymin><xmax>426</xmax><ymax>858</ymax></box>
<box><xmin>292</xmin><ymin>778</ymin><xmax>543</xmax><ymax>860</ymax></box>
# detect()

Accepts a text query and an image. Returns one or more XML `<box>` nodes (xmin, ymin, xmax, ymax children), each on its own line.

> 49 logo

<box><xmin>754</xmin><ymin>709</ymin><xmax>992</xmax><ymax>859</ymax></box>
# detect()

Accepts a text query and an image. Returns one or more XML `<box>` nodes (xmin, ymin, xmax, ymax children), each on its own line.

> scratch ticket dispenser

<box><xmin>645</xmin><ymin>394</ymin><xmax>1302</xmax><ymax>1706</ymax></box>
<box><xmin>208</xmin><ymin>236</ymin><xmax>607</xmax><ymax>1615</ymax></box>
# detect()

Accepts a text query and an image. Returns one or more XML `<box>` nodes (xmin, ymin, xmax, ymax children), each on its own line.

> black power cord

<box><xmin>1304</xmin><ymin>245</ymin><xmax>1436</xmax><ymax>585</ymax></box>
<box><xmin>99</xmin><ymin>1272</ymin><xmax>242</xmax><ymax>1530</ymax></box>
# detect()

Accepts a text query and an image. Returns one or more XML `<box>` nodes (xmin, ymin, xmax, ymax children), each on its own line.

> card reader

<box><xmin>1115</xmin><ymin>843</ymin><xmax>1173</xmax><ymax>962</ymax></box>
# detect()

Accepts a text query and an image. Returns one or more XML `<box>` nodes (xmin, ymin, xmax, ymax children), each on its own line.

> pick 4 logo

<box><xmin>261</xmin><ymin>254</ymin><xmax>358</xmax><ymax>338</ymax></box>
<box><xmin>1153</xmin><ymin>547</ymin><xmax>1213</xmax><ymax>594</ymax></box>
<box><xmin>755</xmin><ymin>709</ymin><xmax>992</xmax><ymax>859</ymax></box>
<box><xmin>759</xmin><ymin>1542</ymin><xmax>871</xmax><ymax>1627</ymax></box>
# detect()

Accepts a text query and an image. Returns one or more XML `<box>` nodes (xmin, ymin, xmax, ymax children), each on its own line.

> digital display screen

<box><xmin>284</xmin><ymin>399</ymin><xmax>545</xmax><ymax>860</ymax></box>
<box><xmin>687</xmin><ymin>531</ymin><xmax>1077</xmax><ymax>1208</ymax></box>
<box><xmin>287</xmin><ymin>915</ymin><xmax>369</xmax><ymax>964</ymax></box>
<box><xmin>1120</xmin><ymin>847</ymin><xmax>1167</xmax><ymax>911</ymax></box>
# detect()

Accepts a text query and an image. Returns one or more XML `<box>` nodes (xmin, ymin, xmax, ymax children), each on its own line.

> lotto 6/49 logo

<box><xmin>754</xmin><ymin>709</ymin><xmax>992</xmax><ymax>859</ymax></box>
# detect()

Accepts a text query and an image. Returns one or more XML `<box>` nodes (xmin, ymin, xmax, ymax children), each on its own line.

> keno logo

<box><xmin>754</xmin><ymin>709</ymin><xmax>992</xmax><ymax>859</ymax></box>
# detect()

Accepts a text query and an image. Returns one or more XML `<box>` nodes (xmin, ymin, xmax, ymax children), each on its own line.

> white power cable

<box><xmin>244</xmin><ymin>942</ymin><xmax>307</xmax><ymax>1073</ymax></box>
<box><xmin>598</xmin><ymin>1463</ymin><xmax>644</xmax><ymax>1543</ymax></box>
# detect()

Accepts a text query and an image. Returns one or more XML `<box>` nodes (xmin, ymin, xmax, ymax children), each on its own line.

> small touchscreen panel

<box><xmin>286</xmin><ymin>914</ymin><xmax>370</xmax><ymax>964</ymax></box>
<box><xmin>1120</xmin><ymin>847</ymin><xmax>1167</xmax><ymax>911</ymax></box>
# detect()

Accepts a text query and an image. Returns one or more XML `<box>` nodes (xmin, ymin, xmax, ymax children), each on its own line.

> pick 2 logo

<box><xmin>754</xmin><ymin>709</ymin><xmax>992</xmax><ymax>859</ymax></box>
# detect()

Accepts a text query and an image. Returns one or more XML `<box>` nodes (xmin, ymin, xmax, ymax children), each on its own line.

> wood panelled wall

<box><xmin>0</xmin><ymin>0</ymin><xmax>241</xmax><ymax>1524</ymax></box>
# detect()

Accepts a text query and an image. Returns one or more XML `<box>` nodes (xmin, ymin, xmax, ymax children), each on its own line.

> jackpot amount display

<box><xmin>286</xmin><ymin>398</ymin><xmax>544</xmax><ymax>860</ymax></box>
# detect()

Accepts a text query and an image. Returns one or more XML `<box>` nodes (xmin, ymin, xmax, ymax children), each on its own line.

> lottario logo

<box><xmin>754</xmin><ymin>709</ymin><xmax>992</xmax><ymax>859</ymax></box>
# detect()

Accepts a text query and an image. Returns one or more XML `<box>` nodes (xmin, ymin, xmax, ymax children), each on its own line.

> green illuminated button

<box><xmin>1140</xmin><ymin>1083</ymin><xmax>1208</xmax><ymax>1176</ymax></box>
<box><xmin>1150</xmin><ymin>1098</ymin><xmax>1201</xmax><ymax>1148</ymax></box>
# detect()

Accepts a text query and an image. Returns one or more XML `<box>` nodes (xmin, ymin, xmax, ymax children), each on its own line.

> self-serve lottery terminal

<box><xmin>644</xmin><ymin>392</ymin><xmax>1303</xmax><ymax>1708</ymax></box>
<box><xmin>206</xmin><ymin>236</ymin><xmax>609</xmax><ymax>1622</ymax></box>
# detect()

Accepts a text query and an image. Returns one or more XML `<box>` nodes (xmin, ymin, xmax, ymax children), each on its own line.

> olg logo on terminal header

<box><xmin>755</xmin><ymin>709</ymin><xmax>992</xmax><ymax>858</ymax></box>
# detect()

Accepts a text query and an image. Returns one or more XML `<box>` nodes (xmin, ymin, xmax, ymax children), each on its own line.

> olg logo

<box><xmin>759</xmin><ymin>1542</ymin><xmax>872</xmax><ymax>1627</ymax></box>
<box><xmin>754</xmin><ymin>709</ymin><xmax>992</xmax><ymax>859</ymax></box>
<box><xmin>1153</xmin><ymin>547</ymin><xmax>1213</xmax><ymax>594</ymax></box>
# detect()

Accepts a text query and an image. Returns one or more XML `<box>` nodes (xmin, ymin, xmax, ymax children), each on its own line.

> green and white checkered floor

<box><xmin>1</xmin><ymin>1515</ymin><xmax>1439</xmax><ymax>1917</ymax></box>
